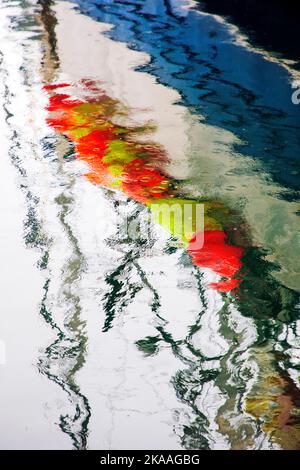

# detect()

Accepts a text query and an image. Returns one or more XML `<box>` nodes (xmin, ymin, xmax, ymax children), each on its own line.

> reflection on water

<box><xmin>44</xmin><ymin>80</ymin><xmax>245</xmax><ymax>292</ymax></box>
<box><xmin>0</xmin><ymin>0</ymin><xmax>300</xmax><ymax>450</ymax></box>
<box><xmin>74</xmin><ymin>0</ymin><xmax>300</xmax><ymax>192</ymax></box>
<box><xmin>0</xmin><ymin>0</ymin><xmax>90</xmax><ymax>449</ymax></box>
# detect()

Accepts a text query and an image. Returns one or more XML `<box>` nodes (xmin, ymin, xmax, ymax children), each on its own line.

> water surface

<box><xmin>0</xmin><ymin>0</ymin><xmax>300</xmax><ymax>450</ymax></box>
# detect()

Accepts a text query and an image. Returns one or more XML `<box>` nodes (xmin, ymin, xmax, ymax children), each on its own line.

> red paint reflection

<box><xmin>45</xmin><ymin>81</ymin><xmax>244</xmax><ymax>292</ymax></box>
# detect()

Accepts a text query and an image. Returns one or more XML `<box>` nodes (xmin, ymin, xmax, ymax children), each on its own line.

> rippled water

<box><xmin>0</xmin><ymin>0</ymin><xmax>300</xmax><ymax>450</ymax></box>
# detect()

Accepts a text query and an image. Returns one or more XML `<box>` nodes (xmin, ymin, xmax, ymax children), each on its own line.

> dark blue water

<box><xmin>73</xmin><ymin>0</ymin><xmax>300</xmax><ymax>194</ymax></box>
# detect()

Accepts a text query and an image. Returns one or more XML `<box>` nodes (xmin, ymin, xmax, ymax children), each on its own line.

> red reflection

<box><xmin>188</xmin><ymin>231</ymin><xmax>243</xmax><ymax>291</ymax></box>
<box><xmin>45</xmin><ymin>82</ymin><xmax>244</xmax><ymax>292</ymax></box>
